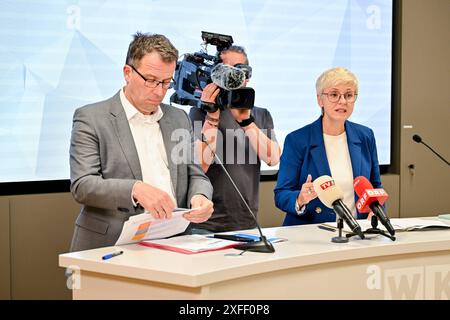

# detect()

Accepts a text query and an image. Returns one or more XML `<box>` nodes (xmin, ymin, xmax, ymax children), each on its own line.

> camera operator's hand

<box><xmin>201</xmin><ymin>83</ymin><xmax>220</xmax><ymax>104</ymax></box>
<box><xmin>201</xmin><ymin>83</ymin><xmax>221</xmax><ymax>120</ymax></box>
<box><xmin>230</xmin><ymin>108</ymin><xmax>251</xmax><ymax>122</ymax></box>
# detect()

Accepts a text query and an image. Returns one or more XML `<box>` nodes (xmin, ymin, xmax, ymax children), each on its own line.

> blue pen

<box><xmin>102</xmin><ymin>251</ymin><xmax>124</xmax><ymax>260</ymax></box>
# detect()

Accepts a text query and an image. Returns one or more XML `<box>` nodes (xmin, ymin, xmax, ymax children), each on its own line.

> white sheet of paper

<box><xmin>114</xmin><ymin>208</ymin><xmax>198</xmax><ymax>246</ymax></box>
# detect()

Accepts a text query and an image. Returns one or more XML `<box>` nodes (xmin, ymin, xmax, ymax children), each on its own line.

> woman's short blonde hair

<box><xmin>315</xmin><ymin>67</ymin><xmax>358</xmax><ymax>94</ymax></box>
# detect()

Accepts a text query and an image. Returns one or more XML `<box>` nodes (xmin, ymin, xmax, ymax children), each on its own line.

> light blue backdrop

<box><xmin>0</xmin><ymin>0</ymin><xmax>392</xmax><ymax>182</ymax></box>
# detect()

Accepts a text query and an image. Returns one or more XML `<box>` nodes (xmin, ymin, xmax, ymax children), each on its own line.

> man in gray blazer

<box><xmin>69</xmin><ymin>32</ymin><xmax>214</xmax><ymax>252</ymax></box>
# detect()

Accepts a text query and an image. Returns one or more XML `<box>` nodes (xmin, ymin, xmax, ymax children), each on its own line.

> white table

<box><xmin>59</xmin><ymin>220</ymin><xmax>450</xmax><ymax>299</ymax></box>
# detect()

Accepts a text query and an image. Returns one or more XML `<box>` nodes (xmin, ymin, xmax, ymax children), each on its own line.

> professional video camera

<box><xmin>170</xmin><ymin>31</ymin><xmax>255</xmax><ymax>113</ymax></box>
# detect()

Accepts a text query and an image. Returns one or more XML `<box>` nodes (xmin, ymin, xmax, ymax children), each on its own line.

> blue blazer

<box><xmin>274</xmin><ymin>116</ymin><xmax>382</xmax><ymax>226</ymax></box>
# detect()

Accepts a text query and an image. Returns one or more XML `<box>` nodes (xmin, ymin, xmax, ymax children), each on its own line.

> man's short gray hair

<box><xmin>125</xmin><ymin>32</ymin><xmax>179</xmax><ymax>67</ymax></box>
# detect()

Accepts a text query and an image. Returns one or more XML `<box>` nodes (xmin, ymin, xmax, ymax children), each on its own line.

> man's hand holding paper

<box><xmin>183</xmin><ymin>194</ymin><xmax>214</xmax><ymax>223</ymax></box>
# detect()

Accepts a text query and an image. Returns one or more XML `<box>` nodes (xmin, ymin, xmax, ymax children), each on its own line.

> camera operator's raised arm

<box><xmin>237</xmin><ymin>112</ymin><xmax>280</xmax><ymax>166</ymax></box>
<box><xmin>196</xmin><ymin>83</ymin><xmax>221</xmax><ymax>173</ymax></box>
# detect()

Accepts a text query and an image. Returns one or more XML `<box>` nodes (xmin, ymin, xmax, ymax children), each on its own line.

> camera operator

<box><xmin>189</xmin><ymin>45</ymin><xmax>281</xmax><ymax>233</ymax></box>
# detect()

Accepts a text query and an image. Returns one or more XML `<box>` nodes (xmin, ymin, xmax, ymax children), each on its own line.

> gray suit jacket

<box><xmin>69</xmin><ymin>91</ymin><xmax>213</xmax><ymax>251</ymax></box>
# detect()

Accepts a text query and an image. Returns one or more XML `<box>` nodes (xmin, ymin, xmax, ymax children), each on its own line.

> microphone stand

<box><xmin>201</xmin><ymin>134</ymin><xmax>275</xmax><ymax>253</ymax></box>
<box><xmin>420</xmin><ymin>141</ymin><xmax>450</xmax><ymax>166</ymax></box>
<box><xmin>332</xmin><ymin>218</ymin><xmax>349</xmax><ymax>243</ymax></box>
<box><xmin>346</xmin><ymin>215</ymin><xmax>396</xmax><ymax>241</ymax></box>
<box><xmin>413</xmin><ymin>135</ymin><xmax>450</xmax><ymax>166</ymax></box>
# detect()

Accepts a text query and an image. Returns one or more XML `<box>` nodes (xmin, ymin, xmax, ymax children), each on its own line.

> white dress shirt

<box><xmin>120</xmin><ymin>88</ymin><xmax>176</xmax><ymax>206</ymax></box>
<box><xmin>323</xmin><ymin>132</ymin><xmax>356</xmax><ymax>218</ymax></box>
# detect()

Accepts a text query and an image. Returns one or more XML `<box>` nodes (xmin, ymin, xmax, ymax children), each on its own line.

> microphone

<box><xmin>353</xmin><ymin>176</ymin><xmax>395</xmax><ymax>236</ymax></box>
<box><xmin>200</xmin><ymin>134</ymin><xmax>275</xmax><ymax>253</ymax></box>
<box><xmin>211</xmin><ymin>63</ymin><xmax>246</xmax><ymax>90</ymax></box>
<box><xmin>313</xmin><ymin>175</ymin><xmax>365</xmax><ymax>239</ymax></box>
<box><xmin>412</xmin><ymin>134</ymin><xmax>450</xmax><ymax>166</ymax></box>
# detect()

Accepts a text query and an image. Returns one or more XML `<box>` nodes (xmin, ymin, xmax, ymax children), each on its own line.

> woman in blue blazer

<box><xmin>274</xmin><ymin>67</ymin><xmax>382</xmax><ymax>226</ymax></box>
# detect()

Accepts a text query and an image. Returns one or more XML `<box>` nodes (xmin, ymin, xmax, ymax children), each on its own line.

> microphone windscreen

<box><xmin>412</xmin><ymin>134</ymin><xmax>422</xmax><ymax>143</ymax></box>
<box><xmin>353</xmin><ymin>176</ymin><xmax>373</xmax><ymax>198</ymax></box>
<box><xmin>313</xmin><ymin>175</ymin><xmax>344</xmax><ymax>208</ymax></box>
<box><xmin>211</xmin><ymin>63</ymin><xmax>246</xmax><ymax>90</ymax></box>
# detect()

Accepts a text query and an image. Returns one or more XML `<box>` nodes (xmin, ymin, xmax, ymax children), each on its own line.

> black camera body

<box><xmin>170</xmin><ymin>31</ymin><xmax>254</xmax><ymax>112</ymax></box>
<box><xmin>198</xmin><ymin>87</ymin><xmax>255</xmax><ymax>113</ymax></box>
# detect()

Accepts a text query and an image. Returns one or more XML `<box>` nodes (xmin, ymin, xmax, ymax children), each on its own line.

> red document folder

<box><xmin>139</xmin><ymin>234</ymin><xmax>242</xmax><ymax>254</ymax></box>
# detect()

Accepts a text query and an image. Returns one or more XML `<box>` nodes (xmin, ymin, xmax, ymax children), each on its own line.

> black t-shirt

<box><xmin>189</xmin><ymin>106</ymin><xmax>277</xmax><ymax>232</ymax></box>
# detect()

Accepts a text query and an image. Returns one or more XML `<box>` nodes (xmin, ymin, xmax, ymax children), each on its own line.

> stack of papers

<box><xmin>322</xmin><ymin>218</ymin><xmax>450</xmax><ymax>233</ymax></box>
<box><xmin>140</xmin><ymin>235</ymin><xmax>241</xmax><ymax>254</ymax></box>
<box><xmin>389</xmin><ymin>218</ymin><xmax>450</xmax><ymax>231</ymax></box>
<box><xmin>323</xmin><ymin>218</ymin><xmax>450</xmax><ymax>233</ymax></box>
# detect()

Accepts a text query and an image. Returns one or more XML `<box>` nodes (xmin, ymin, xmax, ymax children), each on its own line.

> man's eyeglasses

<box><xmin>129</xmin><ymin>64</ymin><xmax>175</xmax><ymax>89</ymax></box>
<box><xmin>321</xmin><ymin>91</ymin><xmax>357</xmax><ymax>103</ymax></box>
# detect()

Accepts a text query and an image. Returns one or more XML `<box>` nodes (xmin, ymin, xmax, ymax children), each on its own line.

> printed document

<box><xmin>115</xmin><ymin>208</ymin><xmax>194</xmax><ymax>245</ymax></box>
